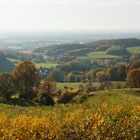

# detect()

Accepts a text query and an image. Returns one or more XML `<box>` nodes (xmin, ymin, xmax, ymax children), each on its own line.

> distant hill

<box><xmin>87</xmin><ymin>38</ymin><xmax>140</xmax><ymax>51</ymax></box>
<box><xmin>33</xmin><ymin>38</ymin><xmax>140</xmax><ymax>61</ymax></box>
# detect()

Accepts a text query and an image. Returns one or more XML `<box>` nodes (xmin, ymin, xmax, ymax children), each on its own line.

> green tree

<box><xmin>0</xmin><ymin>73</ymin><xmax>15</xmax><ymax>99</ymax></box>
<box><xmin>13</xmin><ymin>61</ymin><xmax>40</xmax><ymax>99</ymax></box>
<box><xmin>108</xmin><ymin>64</ymin><xmax>127</xmax><ymax>81</ymax></box>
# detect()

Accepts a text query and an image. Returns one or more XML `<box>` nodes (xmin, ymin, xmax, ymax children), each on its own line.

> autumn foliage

<box><xmin>126</xmin><ymin>68</ymin><xmax>140</xmax><ymax>88</ymax></box>
<box><xmin>0</xmin><ymin>102</ymin><xmax>140</xmax><ymax>139</ymax></box>
<box><xmin>13</xmin><ymin>61</ymin><xmax>40</xmax><ymax>99</ymax></box>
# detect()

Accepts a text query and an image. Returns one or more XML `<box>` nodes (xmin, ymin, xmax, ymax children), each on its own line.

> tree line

<box><xmin>0</xmin><ymin>60</ymin><xmax>140</xmax><ymax>106</ymax></box>
<box><xmin>48</xmin><ymin>59</ymin><xmax>140</xmax><ymax>84</ymax></box>
<box><xmin>0</xmin><ymin>61</ymin><xmax>56</xmax><ymax>105</ymax></box>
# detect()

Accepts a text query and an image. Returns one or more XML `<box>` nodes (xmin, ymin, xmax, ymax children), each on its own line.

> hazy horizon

<box><xmin>1</xmin><ymin>31</ymin><xmax>140</xmax><ymax>51</ymax></box>
<box><xmin>0</xmin><ymin>0</ymin><xmax>140</xmax><ymax>32</ymax></box>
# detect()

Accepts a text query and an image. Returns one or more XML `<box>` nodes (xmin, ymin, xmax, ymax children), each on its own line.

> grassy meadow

<box><xmin>87</xmin><ymin>51</ymin><xmax>121</xmax><ymax>59</ymax></box>
<box><xmin>5</xmin><ymin>58</ymin><xmax>58</xmax><ymax>69</ymax></box>
<box><xmin>78</xmin><ymin>51</ymin><xmax>121</xmax><ymax>60</ymax></box>
<box><xmin>0</xmin><ymin>89</ymin><xmax>140</xmax><ymax>139</ymax></box>
<box><xmin>127</xmin><ymin>46</ymin><xmax>140</xmax><ymax>54</ymax></box>
<box><xmin>57</xmin><ymin>81</ymin><xmax>125</xmax><ymax>89</ymax></box>
<box><xmin>78</xmin><ymin>45</ymin><xmax>140</xmax><ymax>60</ymax></box>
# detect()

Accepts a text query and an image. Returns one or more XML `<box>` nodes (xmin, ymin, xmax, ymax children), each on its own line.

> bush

<box><xmin>58</xmin><ymin>89</ymin><xmax>81</xmax><ymax>104</ymax></box>
<box><xmin>38</xmin><ymin>92</ymin><xmax>55</xmax><ymax>106</ymax></box>
<box><xmin>19</xmin><ymin>90</ymin><xmax>36</xmax><ymax>100</ymax></box>
<box><xmin>58</xmin><ymin>93</ymin><xmax>76</xmax><ymax>104</ymax></box>
<box><xmin>96</xmin><ymin>70</ymin><xmax>109</xmax><ymax>82</ymax></box>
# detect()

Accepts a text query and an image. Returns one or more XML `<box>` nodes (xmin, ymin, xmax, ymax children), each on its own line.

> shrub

<box><xmin>58</xmin><ymin>89</ymin><xmax>81</xmax><ymax>104</ymax></box>
<box><xmin>96</xmin><ymin>70</ymin><xmax>109</xmax><ymax>82</ymax></box>
<box><xmin>19</xmin><ymin>89</ymin><xmax>36</xmax><ymax>100</ymax></box>
<box><xmin>38</xmin><ymin>92</ymin><xmax>55</xmax><ymax>106</ymax></box>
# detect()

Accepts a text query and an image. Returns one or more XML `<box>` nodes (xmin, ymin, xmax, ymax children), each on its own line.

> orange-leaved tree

<box><xmin>13</xmin><ymin>61</ymin><xmax>40</xmax><ymax>99</ymax></box>
<box><xmin>126</xmin><ymin>68</ymin><xmax>140</xmax><ymax>88</ymax></box>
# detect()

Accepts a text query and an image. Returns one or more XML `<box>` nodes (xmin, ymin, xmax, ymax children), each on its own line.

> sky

<box><xmin>0</xmin><ymin>0</ymin><xmax>140</xmax><ymax>32</ymax></box>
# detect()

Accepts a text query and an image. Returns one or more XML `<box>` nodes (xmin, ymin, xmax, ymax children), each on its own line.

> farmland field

<box><xmin>7</xmin><ymin>58</ymin><xmax>58</xmax><ymax>69</ymax></box>
<box><xmin>57</xmin><ymin>81</ymin><xmax>125</xmax><ymax>89</ymax></box>
<box><xmin>7</xmin><ymin>58</ymin><xmax>20</xmax><ymax>64</ymax></box>
<box><xmin>88</xmin><ymin>51</ymin><xmax>121</xmax><ymax>59</ymax></box>
<box><xmin>57</xmin><ymin>82</ymin><xmax>81</xmax><ymax>89</ymax></box>
<box><xmin>79</xmin><ymin>51</ymin><xmax>121</xmax><ymax>59</ymax></box>
<box><xmin>127</xmin><ymin>46</ymin><xmax>140</xmax><ymax>54</ymax></box>
<box><xmin>35</xmin><ymin>62</ymin><xmax>58</xmax><ymax>69</ymax></box>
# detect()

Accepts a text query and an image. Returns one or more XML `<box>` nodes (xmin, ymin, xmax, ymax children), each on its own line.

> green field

<box><xmin>57</xmin><ymin>81</ymin><xmax>125</xmax><ymax>89</ymax></box>
<box><xmin>7</xmin><ymin>58</ymin><xmax>20</xmax><ymax>64</ymax></box>
<box><xmin>78</xmin><ymin>51</ymin><xmax>121</xmax><ymax>60</ymax></box>
<box><xmin>88</xmin><ymin>51</ymin><xmax>121</xmax><ymax>59</ymax></box>
<box><xmin>7</xmin><ymin>58</ymin><xmax>58</xmax><ymax>69</ymax></box>
<box><xmin>35</xmin><ymin>62</ymin><xmax>58</xmax><ymax>69</ymax></box>
<box><xmin>57</xmin><ymin>82</ymin><xmax>81</xmax><ymax>89</ymax></box>
<box><xmin>127</xmin><ymin>46</ymin><xmax>140</xmax><ymax>54</ymax></box>
<box><xmin>86</xmin><ymin>88</ymin><xmax>140</xmax><ymax>105</ymax></box>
